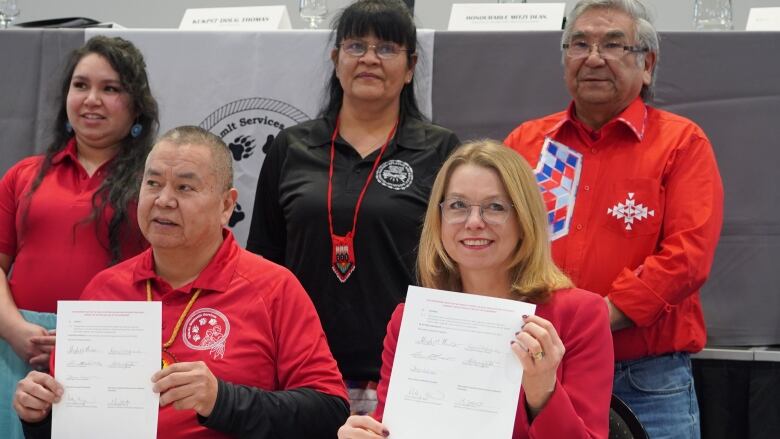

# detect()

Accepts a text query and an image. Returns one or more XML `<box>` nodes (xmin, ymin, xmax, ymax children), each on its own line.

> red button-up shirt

<box><xmin>505</xmin><ymin>98</ymin><xmax>724</xmax><ymax>360</ymax></box>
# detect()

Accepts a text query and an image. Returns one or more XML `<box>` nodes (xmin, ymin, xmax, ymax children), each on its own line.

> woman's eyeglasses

<box><xmin>440</xmin><ymin>198</ymin><xmax>514</xmax><ymax>225</ymax></box>
<box><xmin>339</xmin><ymin>39</ymin><xmax>410</xmax><ymax>59</ymax></box>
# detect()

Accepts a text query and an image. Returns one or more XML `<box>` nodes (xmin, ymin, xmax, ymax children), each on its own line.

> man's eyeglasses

<box><xmin>440</xmin><ymin>198</ymin><xmax>514</xmax><ymax>225</ymax></box>
<box><xmin>562</xmin><ymin>40</ymin><xmax>649</xmax><ymax>60</ymax></box>
<box><xmin>339</xmin><ymin>39</ymin><xmax>409</xmax><ymax>59</ymax></box>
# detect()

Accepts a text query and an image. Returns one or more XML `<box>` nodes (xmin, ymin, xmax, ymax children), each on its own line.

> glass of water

<box><xmin>694</xmin><ymin>0</ymin><xmax>733</xmax><ymax>30</ymax></box>
<box><xmin>0</xmin><ymin>0</ymin><xmax>21</xmax><ymax>29</ymax></box>
<box><xmin>300</xmin><ymin>0</ymin><xmax>328</xmax><ymax>29</ymax></box>
<box><xmin>0</xmin><ymin>0</ymin><xmax>20</xmax><ymax>28</ymax></box>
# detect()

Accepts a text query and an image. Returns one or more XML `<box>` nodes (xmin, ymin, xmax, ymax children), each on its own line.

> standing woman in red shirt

<box><xmin>0</xmin><ymin>35</ymin><xmax>158</xmax><ymax>438</ymax></box>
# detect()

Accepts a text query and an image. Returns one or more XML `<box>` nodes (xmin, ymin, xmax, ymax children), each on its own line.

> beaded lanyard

<box><xmin>327</xmin><ymin>117</ymin><xmax>398</xmax><ymax>282</ymax></box>
<box><xmin>146</xmin><ymin>279</ymin><xmax>201</xmax><ymax>368</ymax></box>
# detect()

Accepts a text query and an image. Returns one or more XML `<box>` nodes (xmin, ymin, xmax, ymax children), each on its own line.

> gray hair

<box><xmin>156</xmin><ymin>126</ymin><xmax>234</xmax><ymax>191</ymax></box>
<box><xmin>561</xmin><ymin>0</ymin><xmax>659</xmax><ymax>100</ymax></box>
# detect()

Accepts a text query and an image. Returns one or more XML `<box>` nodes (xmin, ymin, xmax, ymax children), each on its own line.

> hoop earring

<box><xmin>130</xmin><ymin>123</ymin><xmax>143</xmax><ymax>138</ymax></box>
<box><xmin>65</xmin><ymin>121</ymin><xmax>73</xmax><ymax>133</ymax></box>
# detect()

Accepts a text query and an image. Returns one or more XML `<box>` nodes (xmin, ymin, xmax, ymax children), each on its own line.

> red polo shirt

<box><xmin>505</xmin><ymin>98</ymin><xmax>724</xmax><ymax>361</ymax></box>
<box><xmin>0</xmin><ymin>139</ymin><xmax>145</xmax><ymax>313</ymax></box>
<box><xmin>80</xmin><ymin>230</ymin><xmax>347</xmax><ymax>439</ymax></box>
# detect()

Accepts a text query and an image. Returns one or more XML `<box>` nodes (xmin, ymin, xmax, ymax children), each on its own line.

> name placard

<box><xmin>448</xmin><ymin>3</ymin><xmax>565</xmax><ymax>31</ymax></box>
<box><xmin>179</xmin><ymin>6</ymin><xmax>292</xmax><ymax>30</ymax></box>
<box><xmin>746</xmin><ymin>7</ymin><xmax>780</xmax><ymax>31</ymax></box>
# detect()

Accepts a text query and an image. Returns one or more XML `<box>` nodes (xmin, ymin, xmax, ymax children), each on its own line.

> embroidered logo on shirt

<box><xmin>534</xmin><ymin>138</ymin><xmax>583</xmax><ymax>240</ymax></box>
<box><xmin>376</xmin><ymin>160</ymin><xmax>413</xmax><ymax>190</ymax></box>
<box><xmin>182</xmin><ymin>308</ymin><xmax>231</xmax><ymax>360</ymax></box>
<box><xmin>607</xmin><ymin>192</ymin><xmax>655</xmax><ymax>230</ymax></box>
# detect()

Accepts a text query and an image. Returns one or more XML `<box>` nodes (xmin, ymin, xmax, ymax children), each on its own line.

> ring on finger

<box><xmin>532</xmin><ymin>350</ymin><xmax>545</xmax><ymax>361</ymax></box>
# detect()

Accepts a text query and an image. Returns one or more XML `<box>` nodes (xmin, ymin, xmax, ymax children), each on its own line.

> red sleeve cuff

<box><xmin>608</xmin><ymin>267</ymin><xmax>672</xmax><ymax>328</ymax></box>
<box><xmin>526</xmin><ymin>381</ymin><xmax>587</xmax><ymax>438</ymax></box>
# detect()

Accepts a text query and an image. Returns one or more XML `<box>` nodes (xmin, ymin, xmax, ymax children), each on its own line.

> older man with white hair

<box><xmin>505</xmin><ymin>1</ymin><xmax>723</xmax><ymax>437</ymax></box>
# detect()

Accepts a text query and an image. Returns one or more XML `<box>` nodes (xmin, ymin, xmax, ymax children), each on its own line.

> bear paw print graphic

<box><xmin>229</xmin><ymin>203</ymin><xmax>245</xmax><ymax>227</ymax></box>
<box><xmin>229</xmin><ymin>135</ymin><xmax>256</xmax><ymax>161</ymax></box>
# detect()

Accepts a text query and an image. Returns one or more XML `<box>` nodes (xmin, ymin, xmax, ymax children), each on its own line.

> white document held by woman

<box><xmin>52</xmin><ymin>300</ymin><xmax>161</xmax><ymax>439</ymax></box>
<box><xmin>383</xmin><ymin>286</ymin><xmax>536</xmax><ymax>438</ymax></box>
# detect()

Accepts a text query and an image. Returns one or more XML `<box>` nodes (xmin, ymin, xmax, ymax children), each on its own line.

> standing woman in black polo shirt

<box><xmin>247</xmin><ymin>0</ymin><xmax>459</xmax><ymax>414</ymax></box>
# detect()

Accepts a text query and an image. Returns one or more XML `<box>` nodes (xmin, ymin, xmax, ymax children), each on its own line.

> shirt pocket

<box><xmin>601</xmin><ymin>178</ymin><xmax>664</xmax><ymax>238</ymax></box>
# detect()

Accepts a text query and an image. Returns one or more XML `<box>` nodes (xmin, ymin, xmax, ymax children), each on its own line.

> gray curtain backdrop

<box><xmin>1</xmin><ymin>29</ymin><xmax>83</xmax><ymax>170</ymax></box>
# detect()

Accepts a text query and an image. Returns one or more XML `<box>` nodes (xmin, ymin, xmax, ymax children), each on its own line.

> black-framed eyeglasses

<box><xmin>339</xmin><ymin>39</ymin><xmax>410</xmax><ymax>59</ymax></box>
<box><xmin>439</xmin><ymin>197</ymin><xmax>515</xmax><ymax>225</ymax></box>
<box><xmin>562</xmin><ymin>41</ymin><xmax>649</xmax><ymax>60</ymax></box>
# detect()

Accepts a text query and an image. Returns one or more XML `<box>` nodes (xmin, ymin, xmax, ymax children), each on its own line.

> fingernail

<box><xmin>514</xmin><ymin>331</ymin><xmax>519</xmax><ymax>336</ymax></box>
<box><xmin>382</xmin><ymin>428</ymin><xmax>390</xmax><ymax>437</ymax></box>
<box><xmin>522</xmin><ymin>314</ymin><xmax>529</xmax><ymax>319</ymax></box>
<box><xmin>510</xmin><ymin>340</ymin><xmax>516</xmax><ymax>346</ymax></box>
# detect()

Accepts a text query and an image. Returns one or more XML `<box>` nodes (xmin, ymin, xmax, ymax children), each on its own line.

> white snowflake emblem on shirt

<box><xmin>607</xmin><ymin>192</ymin><xmax>655</xmax><ymax>231</ymax></box>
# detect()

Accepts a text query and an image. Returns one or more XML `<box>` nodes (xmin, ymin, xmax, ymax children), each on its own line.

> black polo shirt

<box><xmin>247</xmin><ymin>116</ymin><xmax>460</xmax><ymax>381</ymax></box>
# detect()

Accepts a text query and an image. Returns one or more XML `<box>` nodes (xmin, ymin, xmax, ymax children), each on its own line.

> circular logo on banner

<box><xmin>200</xmin><ymin>98</ymin><xmax>311</xmax><ymax>242</ymax></box>
<box><xmin>182</xmin><ymin>307</ymin><xmax>231</xmax><ymax>360</ymax></box>
<box><xmin>376</xmin><ymin>159</ymin><xmax>414</xmax><ymax>190</ymax></box>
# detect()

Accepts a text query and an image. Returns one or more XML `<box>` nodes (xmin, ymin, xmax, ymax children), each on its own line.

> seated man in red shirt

<box><xmin>12</xmin><ymin>126</ymin><xmax>349</xmax><ymax>439</ymax></box>
<box><xmin>504</xmin><ymin>1</ymin><xmax>723</xmax><ymax>438</ymax></box>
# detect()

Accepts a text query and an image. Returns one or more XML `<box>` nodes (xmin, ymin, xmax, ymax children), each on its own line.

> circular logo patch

<box><xmin>200</xmin><ymin>98</ymin><xmax>311</xmax><ymax>242</ymax></box>
<box><xmin>182</xmin><ymin>308</ymin><xmax>231</xmax><ymax>359</ymax></box>
<box><xmin>376</xmin><ymin>160</ymin><xmax>413</xmax><ymax>191</ymax></box>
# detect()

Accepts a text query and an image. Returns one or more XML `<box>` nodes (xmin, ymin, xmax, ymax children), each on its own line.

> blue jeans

<box><xmin>613</xmin><ymin>353</ymin><xmax>700</xmax><ymax>439</ymax></box>
<box><xmin>0</xmin><ymin>310</ymin><xmax>57</xmax><ymax>439</ymax></box>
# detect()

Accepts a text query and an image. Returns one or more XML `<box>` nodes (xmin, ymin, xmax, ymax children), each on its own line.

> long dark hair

<box><xmin>321</xmin><ymin>0</ymin><xmax>422</xmax><ymax>123</ymax></box>
<box><xmin>27</xmin><ymin>35</ymin><xmax>159</xmax><ymax>264</ymax></box>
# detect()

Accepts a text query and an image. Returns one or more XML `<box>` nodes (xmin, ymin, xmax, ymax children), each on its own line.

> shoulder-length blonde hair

<box><xmin>417</xmin><ymin>139</ymin><xmax>572</xmax><ymax>303</ymax></box>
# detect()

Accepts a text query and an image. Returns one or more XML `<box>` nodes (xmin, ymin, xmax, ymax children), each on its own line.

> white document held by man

<box><xmin>52</xmin><ymin>301</ymin><xmax>161</xmax><ymax>439</ymax></box>
<box><xmin>383</xmin><ymin>286</ymin><xmax>536</xmax><ymax>438</ymax></box>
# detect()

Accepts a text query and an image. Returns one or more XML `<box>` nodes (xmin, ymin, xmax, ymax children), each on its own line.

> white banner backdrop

<box><xmin>85</xmin><ymin>29</ymin><xmax>435</xmax><ymax>246</ymax></box>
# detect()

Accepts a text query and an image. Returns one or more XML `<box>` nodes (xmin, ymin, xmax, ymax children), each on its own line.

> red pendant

<box><xmin>331</xmin><ymin>232</ymin><xmax>356</xmax><ymax>283</ymax></box>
